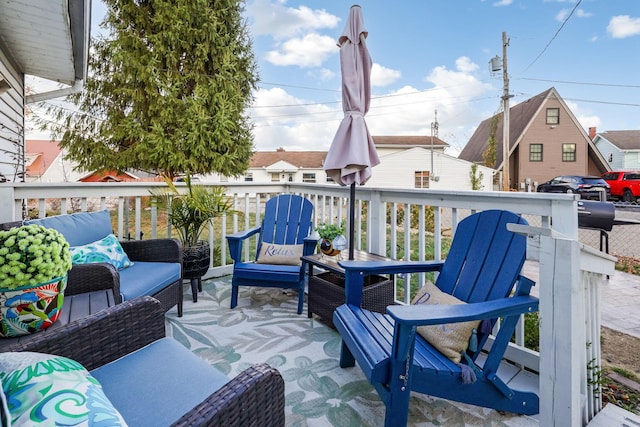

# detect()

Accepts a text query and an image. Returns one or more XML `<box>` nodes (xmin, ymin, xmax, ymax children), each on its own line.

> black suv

<box><xmin>536</xmin><ymin>175</ymin><xmax>610</xmax><ymax>200</ymax></box>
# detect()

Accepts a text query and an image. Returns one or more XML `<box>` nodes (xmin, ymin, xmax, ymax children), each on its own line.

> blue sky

<box><xmin>37</xmin><ymin>0</ymin><xmax>640</xmax><ymax>155</ymax></box>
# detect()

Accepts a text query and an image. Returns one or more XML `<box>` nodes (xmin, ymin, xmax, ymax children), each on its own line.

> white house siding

<box><xmin>594</xmin><ymin>137</ymin><xmax>640</xmax><ymax>171</ymax></box>
<box><xmin>623</xmin><ymin>151</ymin><xmax>640</xmax><ymax>170</ymax></box>
<box><xmin>200</xmin><ymin>167</ymin><xmax>329</xmax><ymax>185</ymax></box>
<box><xmin>594</xmin><ymin>138</ymin><xmax>623</xmax><ymax>171</ymax></box>
<box><xmin>0</xmin><ymin>49</ymin><xmax>25</xmax><ymax>183</ymax></box>
<box><xmin>366</xmin><ymin>147</ymin><xmax>494</xmax><ymax>190</ymax></box>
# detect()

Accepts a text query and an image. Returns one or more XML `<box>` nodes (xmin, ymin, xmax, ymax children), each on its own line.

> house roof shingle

<box><xmin>599</xmin><ymin>130</ymin><xmax>640</xmax><ymax>150</ymax></box>
<box><xmin>459</xmin><ymin>88</ymin><xmax>553</xmax><ymax>167</ymax></box>
<box><xmin>25</xmin><ymin>140</ymin><xmax>62</xmax><ymax>178</ymax></box>
<box><xmin>372</xmin><ymin>135</ymin><xmax>448</xmax><ymax>148</ymax></box>
<box><xmin>250</xmin><ymin>151</ymin><xmax>327</xmax><ymax>168</ymax></box>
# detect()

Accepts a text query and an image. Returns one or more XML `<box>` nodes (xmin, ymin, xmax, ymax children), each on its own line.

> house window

<box><xmin>302</xmin><ymin>173</ymin><xmax>316</xmax><ymax>183</ymax></box>
<box><xmin>608</xmin><ymin>153</ymin><xmax>613</xmax><ymax>162</ymax></box>
<box><xmin>546</xmin><ymin>108</ymin><xmax>559</xmax><ymax>125</ymax></box>
<box><xmin>415</xmin><ymin>171</ymin><xmax>430</xmax><ymax>188</ymax></box>
<box><xmin>244</xmin><ymin>173</ymin><xmax>253</xmax><ymax>182</ymax></box>
<box><xmin>562</xmin><ymin>143</ymin><xmax>576</xmax><ymax>162</ymax></box>
<box><xmin>529</xmin><ymin>144</ymin><xmax>543</xmax><ymax>162</ymax></box>
<box><xmin>271</xmin><ymin>173</ymin><xmax>281</xmax><ymax>182</ymax></box>
<box><xmin>326</xmin><ymin>174</ymin><xmax>334</xmax><ymax>183</ymax></box>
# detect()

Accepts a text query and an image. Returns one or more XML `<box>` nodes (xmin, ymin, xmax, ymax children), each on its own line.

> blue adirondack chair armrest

<box><xmin>386</xmin><ymin>294</ymin><xmax>539</xmax><ymax>326</ymax></box>
<box><xmin>227</xmin><ymin>226</ymin><xmax>262</xmax><ymax>262</ymax></box>
<box><xmin>302</xmin><ymin>236</ymin><xmax>319</xmax><ymax>256</ymax></box>
<box><xmin>338</xmin><ymin>259</ymin><xmax>445</xmax><ymax>275</ymax></box>
<box><xmin>337</xmin><ymin>259</ymin><xmax>445</xmax><ymax>306</ymax></box>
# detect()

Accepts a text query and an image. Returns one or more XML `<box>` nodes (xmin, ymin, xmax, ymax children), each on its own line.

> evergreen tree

<box><xmin>46</xmin><ymin>0</ymin><xmax>258</xmax><ymax>178</ymax></box>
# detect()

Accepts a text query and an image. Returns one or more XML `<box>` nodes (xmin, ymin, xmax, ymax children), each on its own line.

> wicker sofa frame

<box><xmin>3</xmin><ymin>296</ymin><xmax>286</xmax><ymax>426</ymax></box>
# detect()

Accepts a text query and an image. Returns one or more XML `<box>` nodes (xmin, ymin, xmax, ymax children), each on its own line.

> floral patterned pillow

<box><xmin>69</xmin><ymin>234</ymin><xmax>133</xmax><ymax>270</ymax></box>
<box><xmin>0</xmin><ymin>352</ymin><xmax>128</xmax><ymax>426</ymax></box>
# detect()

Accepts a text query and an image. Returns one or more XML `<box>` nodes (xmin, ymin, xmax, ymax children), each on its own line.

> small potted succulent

<box><xmin>315</xmin><ymin>222</ymin><xmax>346</xmax><ymax>256</ymax></box>
<box><xmin>0</xmin><ymin>224</ymin><xmax>72</xmax><ymax>337</ymax></box>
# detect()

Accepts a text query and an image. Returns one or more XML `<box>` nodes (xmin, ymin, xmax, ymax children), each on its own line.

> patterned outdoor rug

<box><xmin>165</xmin><ymin>277</ymin><xmax>538</xmax><ymax>427</ymax></box>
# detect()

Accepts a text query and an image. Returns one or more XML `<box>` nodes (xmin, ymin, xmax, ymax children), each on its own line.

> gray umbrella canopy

<box><xmin>324</xmin><ymin>5</ymin><xmax>379</xmax><ymax>186</ymax></box>
<box><xmin>324</xmin><ymin>5</ymin><xmax>379</xmax><ymax>259</ymax></box>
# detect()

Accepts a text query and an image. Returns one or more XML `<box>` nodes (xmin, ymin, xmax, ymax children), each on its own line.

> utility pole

<box><xmin>501</xmin><ymin>31</ymin><xmax>512</xmax><ymax>192</ymax></box>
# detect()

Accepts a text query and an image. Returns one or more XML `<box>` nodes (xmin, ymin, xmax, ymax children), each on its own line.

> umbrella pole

<box><xmin>349</xmin><ymin>182</ymin><xmax>355</xmax><ymax>260</ymax></box>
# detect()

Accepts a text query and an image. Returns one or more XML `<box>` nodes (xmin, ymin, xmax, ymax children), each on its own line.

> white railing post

<box><xmin>510</xmin><ymin>223</ymin><xmax>615</xmax><ymax>426</ymax></box>
<box><xmin>0</xmin><ymin>186</ymin><xmax>16</xmax><ymax>222</ymax></box>
<box><xmin>368</xmin><ymin>189</ymin><xmax>385</xmax><ymax>255</ymax></box>
<box><xmin>538</xmin><ymin>232</ymin><xmax>583</xmax><ymax>426</ymax></box>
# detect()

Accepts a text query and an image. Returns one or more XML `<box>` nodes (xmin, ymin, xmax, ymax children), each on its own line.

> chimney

<box><xmin>276</xmin><ymin>147</ymin><xmax>285</xmax><ymax>152</ymax></box>
<box><xmin>588</xmin><ymin>127</ymin><xmax>597</xmax><ymax>140</ymax></box>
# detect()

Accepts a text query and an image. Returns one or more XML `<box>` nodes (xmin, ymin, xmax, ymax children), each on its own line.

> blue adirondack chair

<box><xmin>226</xmin><ymin>194</ymin><xmax>317</xmax><ymax>314</ymax></box>
<box><xmin>333</xmin><ymin>210</ymin><xmax>539</xmax><ymax>426</ymax></box>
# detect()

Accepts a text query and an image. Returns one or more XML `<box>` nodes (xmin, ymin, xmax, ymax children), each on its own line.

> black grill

<box><xmin>577</xmin><ymin>201</ymin><xmax>615</xmax><ymax>232</ymax></box>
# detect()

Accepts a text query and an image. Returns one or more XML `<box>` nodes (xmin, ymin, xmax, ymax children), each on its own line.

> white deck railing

<box><xmin>0</xmin><ymin>181</ymin><xmax>615</xmax><ymax>426</ymax></box>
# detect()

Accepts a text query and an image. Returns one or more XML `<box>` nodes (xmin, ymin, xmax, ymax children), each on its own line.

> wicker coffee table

<box><xmin>302</xmin><ymin>251</ymin><xmax>395</xmax><ymax>328</ymax></box>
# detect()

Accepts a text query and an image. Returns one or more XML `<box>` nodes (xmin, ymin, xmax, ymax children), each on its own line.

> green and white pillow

<box><xmin>69</xmin><ymin>234</ymin><xmax>133</xmax><ymax>270</ymax></box>
<box><xmin>0</xmin><ymin>352</ymin><xmax>127</xmax><ymax>426</ymax></box>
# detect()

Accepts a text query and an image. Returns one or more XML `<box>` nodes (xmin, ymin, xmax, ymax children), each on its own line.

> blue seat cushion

<box><xmin>233</xmin><ymin>261</ymin><xmax>301</xmax><ymax>282</ymax></box>
<box><xmin>25</xmin><ymin>210</ymin><xmax>113</xmax><ymax>247</ymax></box>
<box><xmin>117</xmin><ymin>261</ymin><xmax>181</xmax><ymax>301</ymax></box>
<box><xmin>91</xmin><ymin>337</ymin><xmax>229</xmax><ymax>427</ymax></box>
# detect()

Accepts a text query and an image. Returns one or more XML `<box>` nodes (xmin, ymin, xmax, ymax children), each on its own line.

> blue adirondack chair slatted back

<box><xmin>436</xmin><ymin>210</ymin><xmax>528</xmax><ymax>303</ymax></box>
<box><xmin>259</xmin><ymin>195</ymin><xmax>314</xmax><ymax>249</ymax></box>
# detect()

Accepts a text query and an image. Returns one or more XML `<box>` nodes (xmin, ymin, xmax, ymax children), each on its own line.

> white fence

<box><xmin>0</xmin><ymin>181</ymin><xmax>615</xmax><ymax>426</ymax></box>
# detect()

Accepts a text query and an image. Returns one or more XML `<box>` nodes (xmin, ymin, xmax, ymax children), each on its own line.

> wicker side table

<box><xmin>308</xmin><ymin>272</ymin><xmax>394</xmax><ymax>328</ymax></box>
<box><xmin>302</xmin><ymin>251</ymin><xmax>395</xmax><ymax>328</ymax></box>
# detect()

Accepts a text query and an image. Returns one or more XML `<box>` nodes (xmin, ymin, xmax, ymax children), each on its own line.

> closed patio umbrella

<box><xmin>324</xmin><ymin>5</ymin><xmax>379</xmax><ymax>260</ymax></box>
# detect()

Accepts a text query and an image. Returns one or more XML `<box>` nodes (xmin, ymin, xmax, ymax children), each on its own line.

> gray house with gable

<box><xmin>592</xmin><ymin>129</ymin><xmax>640</xmax><ymax>171</ymax></box>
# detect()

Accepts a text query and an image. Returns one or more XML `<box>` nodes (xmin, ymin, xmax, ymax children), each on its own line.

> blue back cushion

<box><xmin>25</xmin><ymin>210</ymin><xmax>113</xmax><ymax>247</ymax></box>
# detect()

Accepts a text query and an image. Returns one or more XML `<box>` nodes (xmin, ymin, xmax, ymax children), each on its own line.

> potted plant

<box><xmin>315</xmin><ymin>222</ymin><xmax>346</xmax><ymax>256</ymax></box>
<box><xmin>0</xmin><ymin>224</ymin><xmax>72</xmax><ymax>337</ymax></box>
<box><xmin>151</xmin><ymin>174</ymin><xmax>240</xmax><ymax>301</ymax></box>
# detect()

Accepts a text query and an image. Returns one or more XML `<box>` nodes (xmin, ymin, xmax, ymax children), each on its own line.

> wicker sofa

<box><xmin>20</xmin><ymin>209</ymin><xmax>184</xmax><ymax>316</ymax></box>
<box><xmin>2</xmin><ymin>296</ymin><xmax>285</xmax><ymax>426</ymax></box>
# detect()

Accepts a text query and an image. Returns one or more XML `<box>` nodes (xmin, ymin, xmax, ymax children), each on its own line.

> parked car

<box><xmin>536</xmin><ymin>175</ymin><xmax>610</xmax><ymax>200</ymax></box>
<box><xmin>601</xmin><ymin>171</ymin><xmax>640</xmax><ymax>202</ymax></box>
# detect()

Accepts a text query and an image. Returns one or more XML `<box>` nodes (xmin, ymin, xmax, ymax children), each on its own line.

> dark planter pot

<box><xmin>183</xmin><ymin>242</ymin><xmax>210</xmax><ymax>303</ymax></box>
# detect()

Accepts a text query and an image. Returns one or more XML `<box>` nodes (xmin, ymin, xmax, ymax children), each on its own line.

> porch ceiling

<box><xmin>0</xmin><ymin>0</ymin><xmax>90</xmax><ymax>85</ymax></box>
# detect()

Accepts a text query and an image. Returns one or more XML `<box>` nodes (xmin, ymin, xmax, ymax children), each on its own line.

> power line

<box><xmin>518</xmin><ymin>77</ymin><xmax>640</xmax><ymax>89</ymax></box>
<box><xmin>522</xmin><ymin>0</ymin><xmax>582</xmax><ymax>72</ymax></box>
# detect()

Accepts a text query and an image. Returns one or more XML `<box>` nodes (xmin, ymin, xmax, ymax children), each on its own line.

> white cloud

<box><xmin>371</xmin><ymin>64</ymin><xmax>401</xmax><ymax>87</ymax></box>
<box><xmin>556</xmin><ymin>9</ymin><xmax>570</xmax><ymax>22</ymax></box>
<box><xmin>246</xmin><ymin>0</ymin><xmax>340</xmax><ymax>39</ymax></box>
<box><xmin>455</xmin><ymin>56</ymin><xmax>478</xmax><ymax>73</ymax></box>
<box><xmin>364</xmin><ymin>57</ymin><xmax>494</xmax><ymax>149</ymax></box>
<box><xmin>317</xmin><ymin>68</ymin><xmax>336</xmax><ymax>80</ymax></box>
<box><xmin>249</xmin><ymin>87</ymin><xmax>341</xmax><ymax>151</ymax></box>
<box><xmin>248</xmin><ymin>57</ymin><xmax>496</xmax><ymax>152</ymax></box>
<box><xmin>575</xmin><ymin>10</ymin><xmax>593</xmax><ymax>18</ymax></box>
<box><xmin>264</xmin><ymin>33</ymin><xmax>337</xmax><ymax>67</ymax></box>
<box><xmin>557</xmin><ymin>8</ymin><xmax>593</xmax><ymax>21</ymax></box>
<box><xmin>607</xmin><ymin>15</ymin><xmax>640</xmax><ymax>39</ymax></box>
<box><xmin>493</xmin><ymin>0</ymin><xmax>512</xmax><ymax>6</ymax></box>
<box><xmin>565</xmin><ymin>100</ymin><xmax>601</xmax><ymax>131</ymax></box>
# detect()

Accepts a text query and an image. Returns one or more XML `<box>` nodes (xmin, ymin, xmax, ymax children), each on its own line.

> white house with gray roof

<box><xmin>592</xmin><ymin>129</ymin><xmax>640</xmax><ymax>171</ymax></box>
